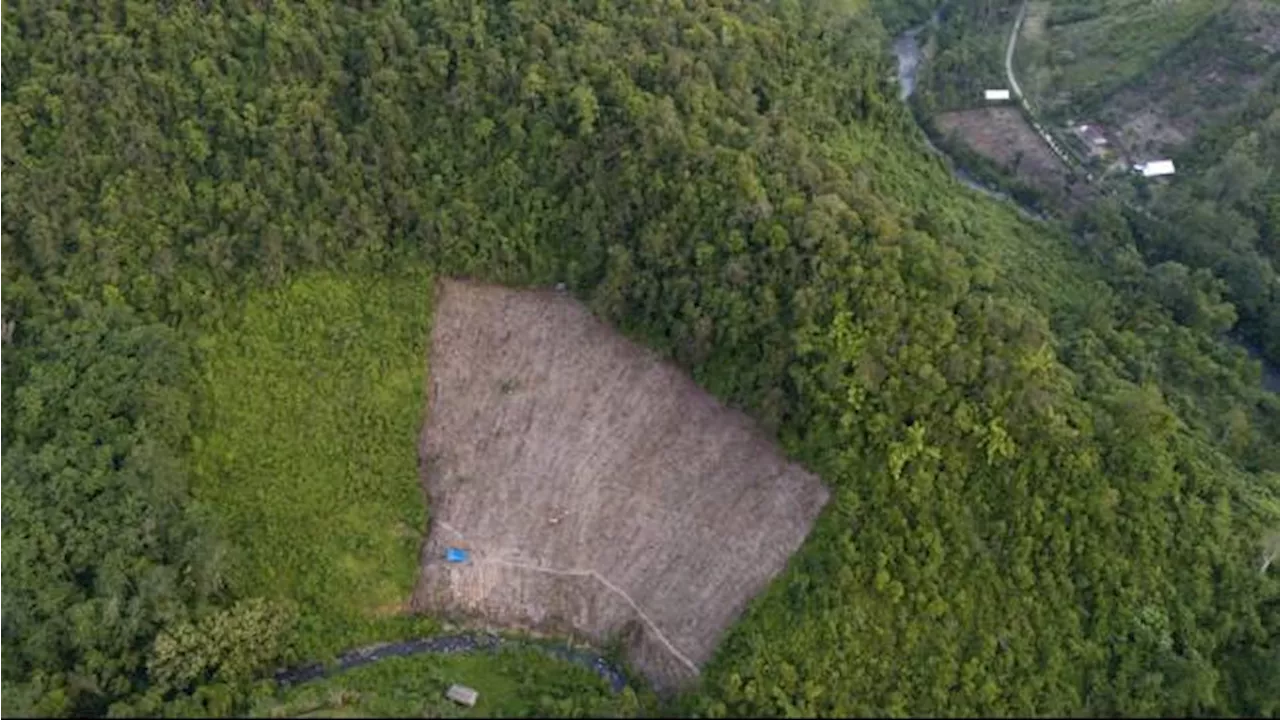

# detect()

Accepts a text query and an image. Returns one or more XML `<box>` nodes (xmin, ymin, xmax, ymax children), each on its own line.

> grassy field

<box><xmin>191</xmin><ymin>270</ymin><xmax>438</xmax><ymax>660</ymax></box>
<box><xmin>250</xmin><ymin>647</ymin><xmax>648</xmax><ymax>718</ymax></box>
<box><xmin>1092</xmin><ymin>0</ymin><xmax>1280</xmax><ymax>158</ymax></box>
<box><xmin>1016</xmin><ymin>0</ymin><xmax>1231</xmax><ymax>114</ymax></box>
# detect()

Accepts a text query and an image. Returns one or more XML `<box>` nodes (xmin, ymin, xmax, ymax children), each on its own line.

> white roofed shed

<box><xmin>1134</xmin><ymin>160</ymin><xmax>1176</xmax><ymax>177</ymax></box>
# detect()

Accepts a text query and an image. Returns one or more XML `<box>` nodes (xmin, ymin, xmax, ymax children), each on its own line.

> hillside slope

<box><xmin>3</xmin><ymin>0</ymin><xmax>1278</xmax><ymax>717</ymax></box>
<box><xmin>414</xmin><ymin>279</ymin><xmax>829</xmax><ymax>691</ymax></box>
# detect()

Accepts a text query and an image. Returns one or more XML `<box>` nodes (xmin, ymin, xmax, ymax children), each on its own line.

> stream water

<box><xmin>274</xmin><ymin>633</ymin><xmax>628</xmax><ymax>694</ymax></box>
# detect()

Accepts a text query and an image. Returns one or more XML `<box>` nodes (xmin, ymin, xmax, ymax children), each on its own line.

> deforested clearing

<box><xmin>411</xmin><ymin>279</ymin><xmax>830</xmax><ymax>691</ymax></box>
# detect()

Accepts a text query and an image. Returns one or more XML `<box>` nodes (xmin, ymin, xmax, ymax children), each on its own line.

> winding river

<box><xmin>274</xmin><ymin>632</ymin><xmax>628</xmax><ymax>694</ymax></box>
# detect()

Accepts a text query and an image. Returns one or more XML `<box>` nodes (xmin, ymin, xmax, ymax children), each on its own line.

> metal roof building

<box><xmin>1135</xmin><ymin>160</ymin><xmax>1176</xmax><ymax>177</ymax></box>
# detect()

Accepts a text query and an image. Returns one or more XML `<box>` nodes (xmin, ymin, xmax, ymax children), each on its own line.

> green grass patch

<box><xmin>250</xmin><ymin>648</ymin><xmax>648</xmax><ymax>718</ymax></box>
<box><xmin>191</xmin><ymin>269</ymin><xmax>437</xmax><ymax>659</ymax></box>
<box><xmin>1027</xmin><ymin>0</ymin><xmax>1229</xmax><ymax>111</ymax></box>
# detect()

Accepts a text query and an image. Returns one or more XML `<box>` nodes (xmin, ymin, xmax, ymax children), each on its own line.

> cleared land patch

<box><xmin>411</xmin><ymin>280</ymin><xmax>830</xmax><ymax>691</ymax></box>
<box><xmin>932</xmin><ymin>106</ymin><xmax>1095</xmax><ymax>206</ymax></box>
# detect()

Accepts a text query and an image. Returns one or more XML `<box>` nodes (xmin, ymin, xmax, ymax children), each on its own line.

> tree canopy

<box><xmin>3</xmin><ymin>0</ymin><xmax>1277</xmax><ymax>716</ymax></box>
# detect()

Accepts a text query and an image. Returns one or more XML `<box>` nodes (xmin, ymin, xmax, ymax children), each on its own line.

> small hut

<box><xmin>1134</xmin><ymin>160</ymin><xmax>1175</xmax><ymax>178</ymax></box>
<box><xmin>446</xmin><ymin>684</ymin><xmax>479</xmax><ymax>707</ymax></box>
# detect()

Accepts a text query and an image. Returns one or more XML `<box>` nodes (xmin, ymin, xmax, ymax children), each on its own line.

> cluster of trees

<box><xmin>3</xmin><ymin>0</ymin><xmax>1277</xmax><ymax>717</ymax></box>
<box><xmin>871</xmin><ymin>0</ymin><xmax>942</xmax><ymax>35</ymax></box>
<box><xmin>0</xmin><ymin>294</ymin><xmax>273</xmax><ymax>717</ymax></box>
<box><xmin>911</xmin><ymin>0</ymin><xmax>1019</xmax><ymax>115</ymax></box>
<box><xmin>1132</xmin><ymin>81</ymin><xmax>1280</xmax><ymax>365</ymax></box>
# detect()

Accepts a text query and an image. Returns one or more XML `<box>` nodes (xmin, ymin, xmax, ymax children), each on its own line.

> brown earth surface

<box><xmin>933</xmin><ymin>106</ymin><xmax>1094</xmax><ymax>206</ymax></box>
<box><xmin>410</xmin><ymin>279</ymin><xmax>830</xmax><ymax>691</ymax></box>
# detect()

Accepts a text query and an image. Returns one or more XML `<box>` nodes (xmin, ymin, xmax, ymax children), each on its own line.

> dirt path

<box><xmin>437</xmin><ymin>520</ymin><xmax>698</xmax><ymax>674</ymax></box>
<box><xmin>431</xmin><ymin>476</ymin><xmax>699</xmax><ymax>674</ymax></box>
<box><xmin>1006</xmin><ymin>0</ymin><xmax>1028</xmax><ymax>101</ymax></box>
<box><xmin>1004</xmin><ymin>0</ymin><xmax>1078</xmax><ymax>172</ymax></box>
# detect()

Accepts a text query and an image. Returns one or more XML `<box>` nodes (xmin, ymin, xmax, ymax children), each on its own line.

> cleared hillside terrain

<box><xmin>5</xmin><ymin>0</ymin><xmax>1278</xmax><ymax>716</ymax></box>
<box><xmin>411</xmin><ymin>279</ymin><xmax>829</xmax><ymax>690</ymax></box>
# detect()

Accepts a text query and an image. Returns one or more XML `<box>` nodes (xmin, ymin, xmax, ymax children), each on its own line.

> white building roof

<box><xmin>1136</xmin><ymin>160</ymin><xmax>1175</xmax><ymax>177</ymax></box>
<box><xmin>446</xmin><ymin>685</ymin><xmax>479</xmax><ymax>707</ymax></box>
<box><xmin>984</xmin><ymin>89</ymin><xmax>1012</xmax><ymax>101</ymax></box>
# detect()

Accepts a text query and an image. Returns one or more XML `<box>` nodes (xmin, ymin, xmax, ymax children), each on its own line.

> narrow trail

<box><xmin>486</xmin><ymin>556</ymin><xmax>700</xmax><ymax>674</ymax></box>
<box><xmin>433</xmin><ymin>517</ymin><xmax>699</xmax><ymax>674</ymax></box>
<box><xmin>1004</xmin><ymin>0</ymin><xmax>1075</xmax><ymax>170</ymax></box>
<box><xmin>1005</xmin><ymin>0</ymin><xmax>1027</xmax><ymax>101</ymax></box>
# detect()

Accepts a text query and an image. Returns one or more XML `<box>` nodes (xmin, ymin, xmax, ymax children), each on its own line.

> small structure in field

<box><xmin>1074</xmin><ymin>124</ymin><xmax>1108</xmax><ymax>146</ymax></box>
<box><xmin>446</xmin><ymin>684</ymin><xmax>479</xmax><ymax>707</ymax></box>
<box><xmin>1070</xmin><ymin>123</ymin><xmax>1112</xmax><ymax>160</ymax></box>
<box><xmin>445</xmin><ymin>547</ymin><xmax>471</xmax><ymax>564</ymax></box>
<box><xmin>984</xmin><ymin>88</ymin><xmax>1012</xmax><ymax>101</ymax></box>
<box><xmin>1134</xmin><ymin>159</ymin><xmax>1176</xmax><ymax>177</ymax></box>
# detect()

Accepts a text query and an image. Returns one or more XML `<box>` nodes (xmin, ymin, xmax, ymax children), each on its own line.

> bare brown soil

<box><xmin>411</xmin><ymin>279</ymin><xmax>830</xmax><ymax>691</ymax></box>
<box><xmin>1101</xmin><ymin>59</ymin><xmax>1269</xmax><ymax>161</ymax></box>
<box><xmin>933</xmin><ymin>107</ymin><xmax>1089</xmax><ymax>203</ymax></box>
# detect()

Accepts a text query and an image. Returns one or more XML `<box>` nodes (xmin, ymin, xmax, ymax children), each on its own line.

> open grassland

<box><xmin>1020</xmin><ymin>0</ymin><xmax>1230</xmax><ymax>114</ymax></box>
<box><xmin>1096</xmin><ymin>0</ymin><xmax>1280</xmax><ymax>158</ymax></box>
<box><xmin>413</xmin><ymin>280</ymin><xmax>830</xmax><ymax>692</ymax></box>
<box><xmin>191</xmin><ymin>271</ymin><xmax>437</xmax><ymax>660</ymax></box>
<box><xmin>251</xmin><ymin>646</ymin><xmax>650</xmax><ymax>718</ymax></box>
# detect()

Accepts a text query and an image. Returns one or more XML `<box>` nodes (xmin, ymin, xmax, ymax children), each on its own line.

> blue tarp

<box><xmin>445</xmin><ymin>547</ymin><xmax>470</xmax><ymax>564</ymax></box>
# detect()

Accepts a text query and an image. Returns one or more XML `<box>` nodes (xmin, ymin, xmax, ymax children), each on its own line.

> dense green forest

<box><xmin>912</xmin><ymin>0</ymin><xmax>1018</xmax><ymax>115</ymax></box>
<box><xmin>1134</xmin><ymin>80</ymin><xmax>1280</xmax><ymax>366</ymax></box>
<box><xmin>871</xmin><ymin>0</ymin><xmax>940</xmax><ymax>34</ymax></box>
<box><xmin>3</xmin><ymin>0</ymin><xmax>1279</xmax><ymax>717</ymax></box>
